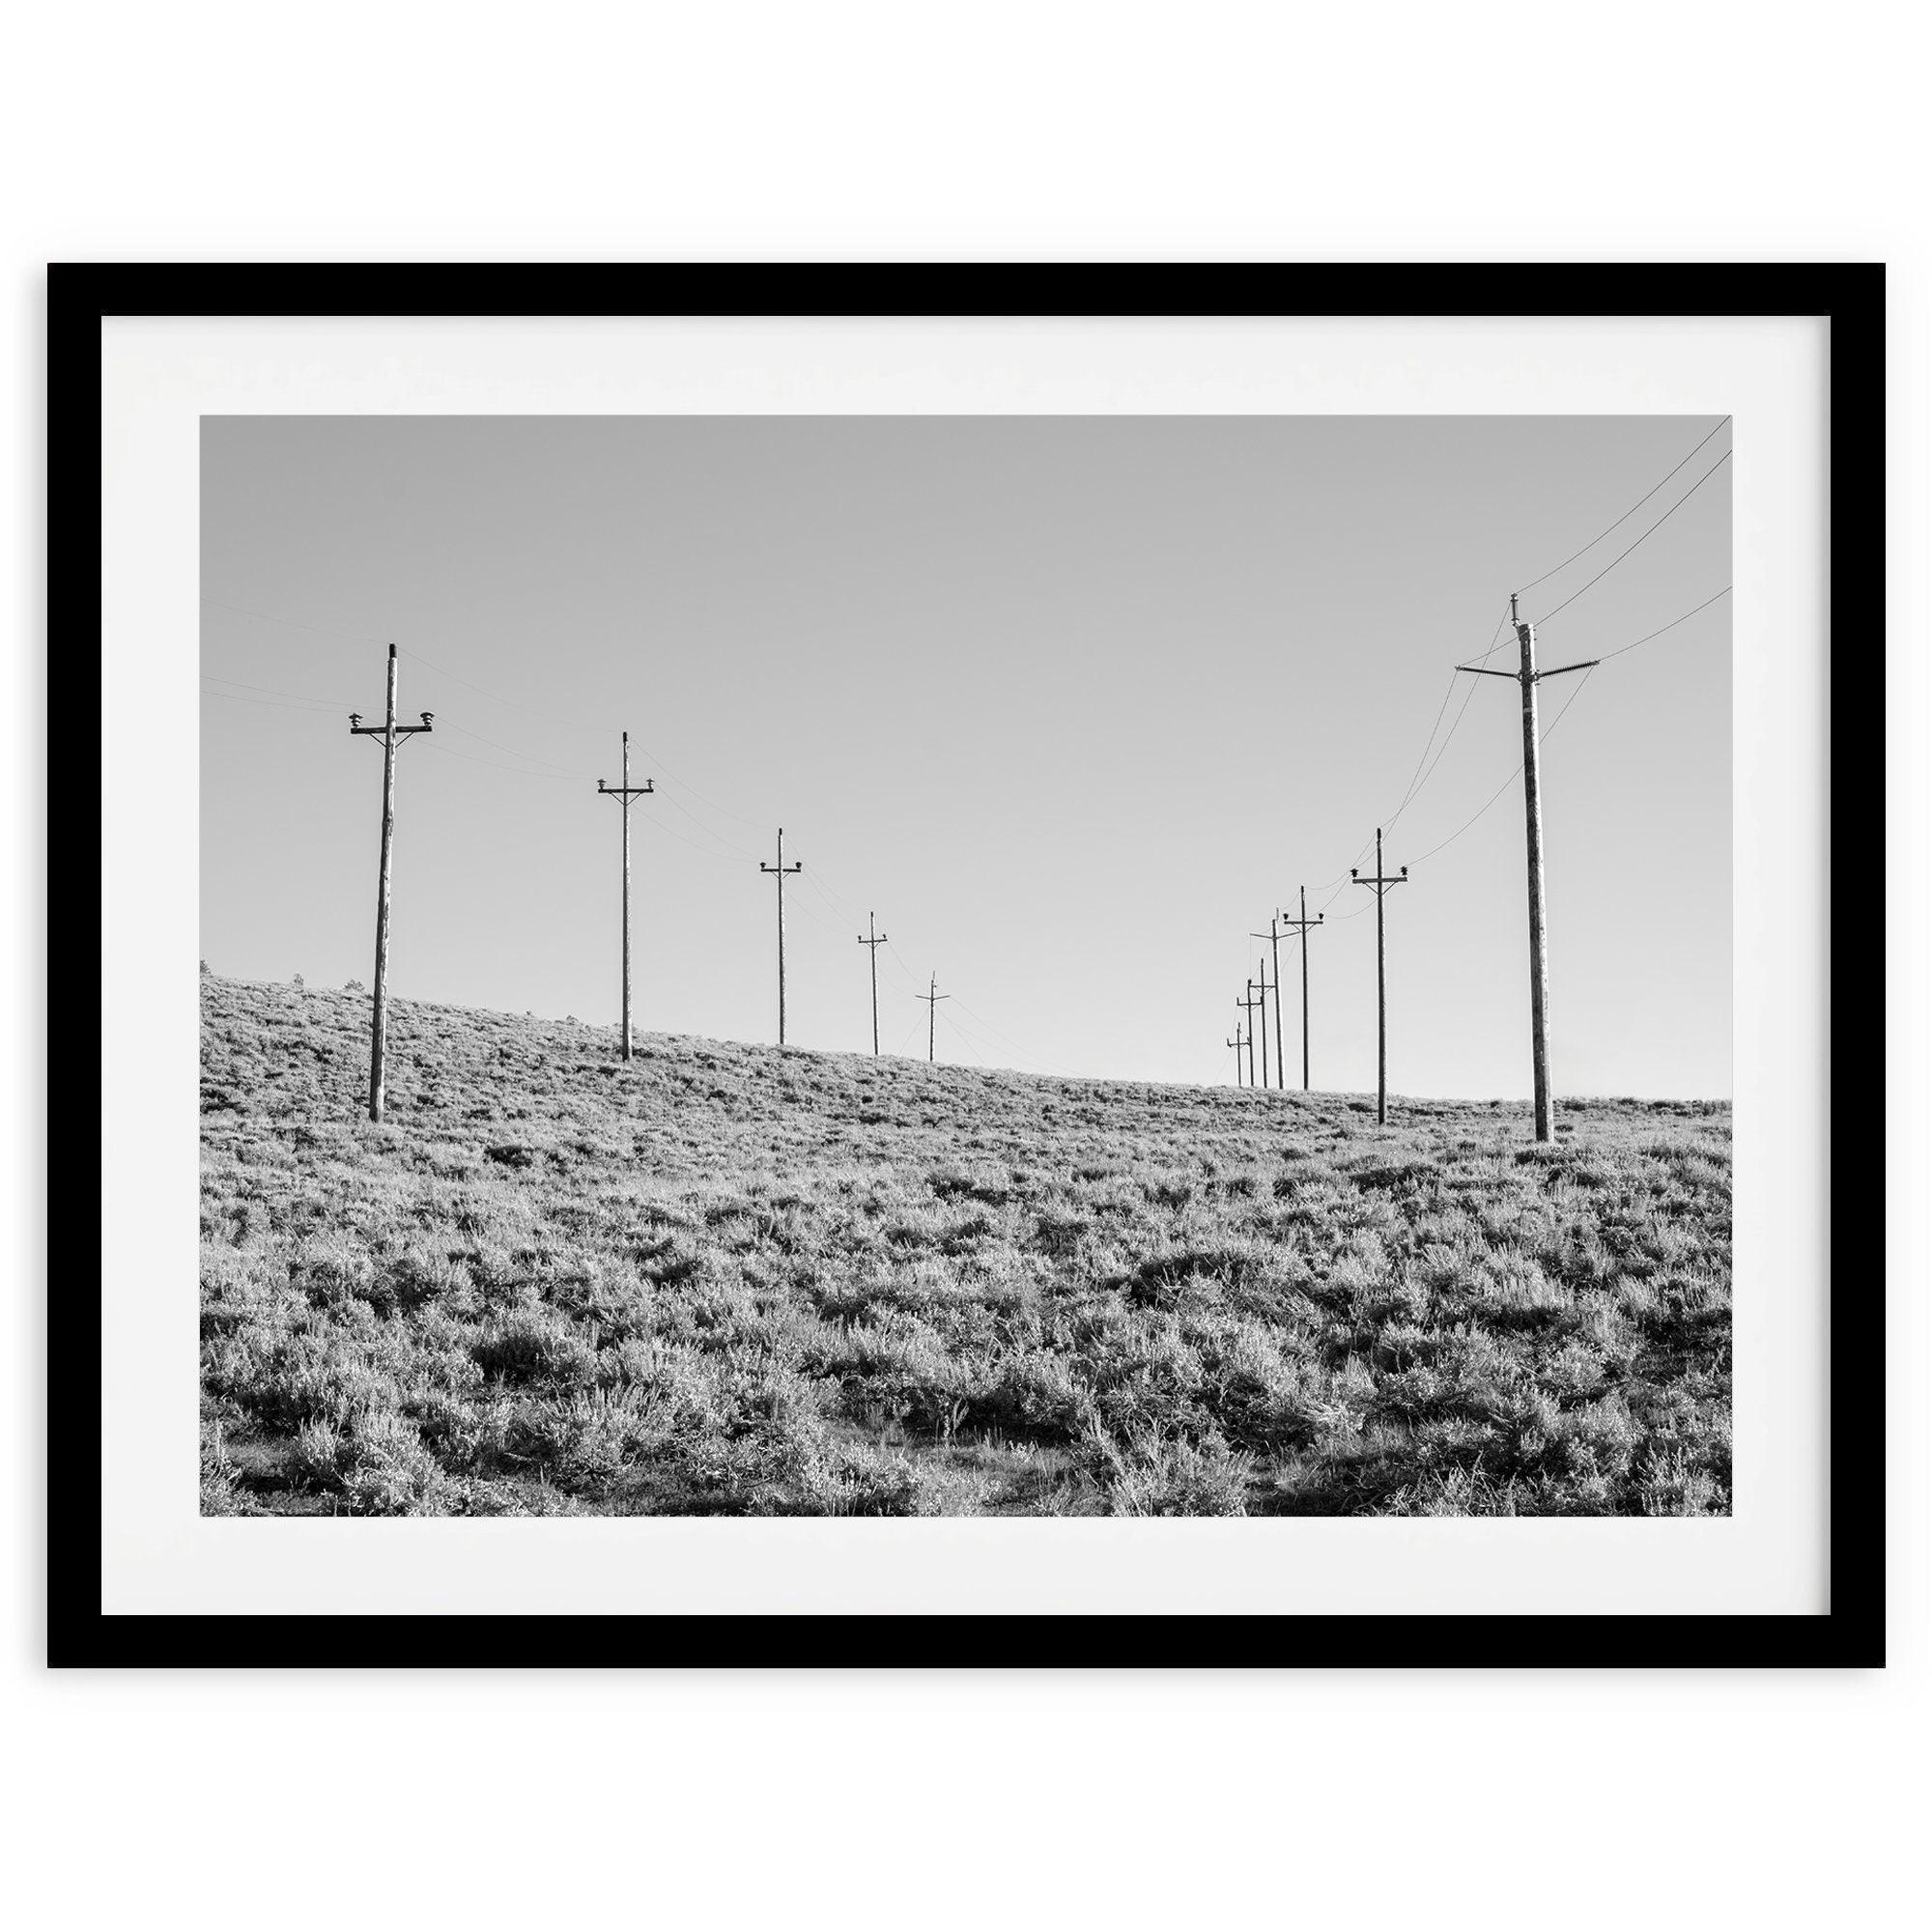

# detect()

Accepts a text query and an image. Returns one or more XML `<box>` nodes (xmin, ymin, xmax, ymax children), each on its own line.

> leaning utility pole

<box><xmin>917</xmin><ymin>973</ymin><xmax>950</xmax><ymax>1063</ymax></box>
<box><xmin>856</xmin><ymin>913</ymin><xmax>889</xmax><ymax>1054</ymax></box>
<box><xmin>596</xmin><ymin>731</ymin><xmax>655</xmax><ymax>1062</ymax></box>
<box><xmin>1351</xmin><ymin>828</ymin><xmax>1407</xmax><ymax>1126</ymax></box>
<box><xmin>1227</xmin><ymin>1029</ymin><xmax>1246</xmax><ymax>1087</ymax></box>
<box><xmin>758</xmin><ymin>828</ymin><xmax>803</xmax><ymax>1046</ymax></box>
<box><xmin>1457</xmin><ymin>593</ymin><xmax>1598</xmax><ymax>1143</ymax></box>
<box><xmin>1252</xmin><ymin>917</ymin><xmax>1286</xmax><ymax>1090</ymax></box>
<box><xmin>1236</xmin><ymin>983</ymin><xmax>1263</xmax><ymax>1089</ymax></box>
<box><xmin>1280</xmin><ymin>888</ymin><xmax>1323</xmax><ymax>1093</ymax></box>
<box><xmin>348</xmin><ymin>644</ymin><xmax>432</xmax><ymax>1123</ymax></box>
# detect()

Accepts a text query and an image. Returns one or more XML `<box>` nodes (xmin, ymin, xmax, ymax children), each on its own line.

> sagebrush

<box><xmin>200</xmin><ymin>978</ymin><xmax>1731</xmax><ymax>1517</ymax></box>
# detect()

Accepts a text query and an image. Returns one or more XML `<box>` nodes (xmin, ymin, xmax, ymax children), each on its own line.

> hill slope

<box><xmin>200</xmin><ymin>978</ymin><xmax>1732</xmax><ymax>1516</ymax></box>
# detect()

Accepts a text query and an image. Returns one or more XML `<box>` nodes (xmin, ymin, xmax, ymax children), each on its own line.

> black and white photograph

<box><xmin>15</xmin><ymin>0</ymin><xmax>1922</xmax><ymax>1918</ymax></box>
<box><xmin>195</xmin><ymin>408</ymin><xmax>1734</xmax><ymax>1521</ymax></box>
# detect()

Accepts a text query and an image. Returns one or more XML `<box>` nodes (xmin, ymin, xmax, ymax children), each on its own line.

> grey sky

<box><xmin>200</xmin><ymin>413</ymin><xmax>1730</xmax><ymax>1096</ymax></box>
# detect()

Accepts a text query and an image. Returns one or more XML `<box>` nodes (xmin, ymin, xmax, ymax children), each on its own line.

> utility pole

<box><xmin>1251</xmin><ymin>959</ymin><xmax>1275</xmax><ymax>1091</ymax></box>
<box><xmin>1280</xmin><ymin>889</ymin><xmax>1323</xmax><ymax>1093</ymax></box>
<box><xmin>596</xmin><ymin>731</ymin><xmax>654</xmax><ymax>1062</ymax></box>
<box><xmin>758</xmin><ymin>829</ymin><xmax>804</xmax><ymax>1046</ymax></box>
<box><xmin>348</xmin><ymin>645</ymin><xmax>432</xmax><ymax>1123</ymax></box>
<box><xmin>1252</xmin><ymin>917</ymin><xmax>1286</xmax><ymax>1090</ymax></box>
<box><xmin>917</xmin><ymin>973</ymin><xmax>950</xmax><ymax>1063</ymax></box>
<box><xmin>1350</xmin><ymin>828</ymin><xmax>1407</xmax><ymax>1126</ymax></box>
<box><xmin>1236</xmin><ymin>984</ymin><xmax>1263</xmax><ymax>1089</ymax></box>
<box><xmin>1457</xmin><ymin>594</ymin><xmax>1597</xmax><ymax>1142</ymax></box>
<box><xmin>856</xmin><ymin>913</ymin><xmax>889</xmax><ymax>1054</ymax></box>
<box><xmin>1227</xmin><ymin>1029</ymin><xmax>1245</xmax><ymax>1087</ymax></box>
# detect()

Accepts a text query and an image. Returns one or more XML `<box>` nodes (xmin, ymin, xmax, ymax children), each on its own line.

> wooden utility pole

<box><xmin>1280</xmin><ymin>888</ymin><xmax>1323</xmax><ymax>1093</ymax></box>
<box><xmin>597</xmin><ymin>731</ymin><xmax>655</xmax><ymax>1062</ymax></box>
<box><xmin>1457</xmin><ymin>594</ymin><xmax>1598</xmax><ymax>1143</ymax></box>
<box><xmin>1227</xmin><ymin>1029</ymin><xmax>1246</xmax><ymax>1087</ymax></box>
<box><xmin>1251</xmin><ymin>959</ymin><xmax>1275</xmax><ymax>1091</ymax></box>
<box><xmin>758</xmin><ymin>829</ymin><xmax>804</xmax><ymax>1046</ymax></box>
<box><xmin>1252</xmin><ymin>917</ymin><xmax>1286</xmax><ymax>1090</ymax></box>
<box><xmin>1236</xmin><ymin>984</ymin><xmax>1263</xmax><ymax>1088</ymax></box>
<box><xmin>348</xmin><ymin>644</ymin><xmax>432</xmax><ymax>1123</ymax></box>
<box><xmin>1351</xmin><ymin>828</ymin><xmax>1407</xmax><ymax>1126</ymax></box>
<box><xmin>856</xmin><ymin>913</ymin><xmax>889</xmax><ymax>1054</ymax></box>
<box><xmin>917</xmin><ymin>974</ymin><xmax>950</xmax><ymax>1063</ymax></box>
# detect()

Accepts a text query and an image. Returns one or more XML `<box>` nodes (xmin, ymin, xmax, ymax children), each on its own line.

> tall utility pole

<box><xmin>1227</xmin><ymin>1029</ymin><xmax>1246</xmax><ymax>1087</ymax></box>
<box><xmin>1236</xmin><ymin>984</ymin><xmax>1262</xmax><ymax>1089</ymax></box>
<box><xmin>758</xmin><ymin>828</ymin><xmax>803</xmax><ymax>1046</ymax></box>
<box><xmin>1280</xmin><ymin>889</ymin><xmax>1323</xmax><ymax>1093</ymax></box>
<box><xmin>596</xmin><ymin>731</ymin><xmax>655</xmax><ymax>1062</ymax></box>
<box><xmin>1456</xmin><ymin>594</ymin><xmax>1598</xmax><ymax>1143</ymax></box>
<box><xmin>856</xmin><ymin>913</ymin><xmax>889</xmax><ymax>1054</ymax></box>
<box><xmin>1351</xmin><ymin>829</ymin><xmax>1407</xmax><ymax>1125</ymax></box>
<box><xmin>917</xmin><ymin>974</ymin><xmax>950</xmax><ymax>1063</ymax></box>
<box><xmin>348</xmin><ymin>644</ymin><xmax>432</xmax><ymax>1123</ymax></box>
<box><xmin>1252</xmin><ymin>918</ymin><xmax>1286</xmax><ymax>1090</ymax></box>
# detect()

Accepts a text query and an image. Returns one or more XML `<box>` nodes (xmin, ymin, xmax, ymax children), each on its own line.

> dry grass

<box><xmin>200</xmin><ymin>977</ymin><xmax>1731</xmax><ymax>1517</ymax></box>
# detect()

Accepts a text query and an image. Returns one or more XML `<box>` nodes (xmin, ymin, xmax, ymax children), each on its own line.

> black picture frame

<box><xmin>55</xmin><ymin>263</ymin><xmax>1882</xmax><ymax>1666</ymax></box>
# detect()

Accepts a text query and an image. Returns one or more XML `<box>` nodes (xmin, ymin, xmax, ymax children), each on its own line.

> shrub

<box><xmin>1098</xmin><ymin>1427</ymin><xmax>1254</xmax><ymax>1516</ymax></box>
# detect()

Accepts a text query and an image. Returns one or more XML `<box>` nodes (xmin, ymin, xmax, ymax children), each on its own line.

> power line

<box><xmin>1387</xmin><ymin>607</ymin><xmax>1512</xmax><ymax>831</ymax></box>
<box><xmin>1310</xmin><ymin>603</ymin><xmax>1516</xmax><ymax>909</ymax></box>
<box><xmin>202</xmin><ymin>686</ymin><xmax>344</xmax><ymax>716</ymax></box>
<box><xmin>201</xmin><ymin>597</ymin><xmax>379</xmax><ymax>642</ymax></box>
<box><xmin>202</xmin><ymin>671</ymin><xmax>353</xmax><ymax>708</ymax></box>
<box><xmin>439</xmin><ymin>719</ymin><xmax>593</xmax><ymax>779</ymax></box>
<box><xmin>1532</xmin><ymin>449</ymin><xmax>1733</xmax><ymax>626</ymax></box>
<box><xmin>396</xmin><ymin>643</ymin><xmax>605</xmax><ymax>739</ymax></box>
<box><xmin>1400</xmin><ymin>581</ymin><xmax>1725</xmax><ymax>870</ymax></box>
<box><xmin>421</xmin><ymin>739</ymin><xmax>581</xmax><ymax>782</ymax></box>
<box><xmin>397</xmin><ymin>641</ymin><xmax>783</xmax><ymax>852</ymax></box>
<box><xmin>946</xmin><ymin>989</ymin><xmax>1084</xmax><ymax>1079</ymax></box>
<box><xmin>1599</xmin><ymin>584</ymin><xmax>1732</xmax><ymax>661</ymax></box>
<box><xmin>1411</xmin><ymin>667</ymin><xmax>1597</xmax><ymax>867</ymax></box>
<box><xmin>1515</xmin><ymin>417</ymin><xmax>1731</xmax><ymax>598</ymax></box>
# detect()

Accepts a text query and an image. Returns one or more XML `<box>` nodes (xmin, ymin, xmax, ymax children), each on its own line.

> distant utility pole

<box><xmin>1252</xmin><ymin>959</ymin><xmax>1275</xmax><ymax>1091</ymax></box>
<box><xmin>1280</xmin><ymin>889</ymin><xmax>1323</xmax><ymax>1093</ymax></box>
<box><xmin>348</xmin><ymin>644</ymin><xmax>432</xmax><ymax>1123</ymax></box>
<box><xmin>1236</xmin><ymin>984</ymin><xmax>1263</xmax><ymax>1089</ymax></box>
<box><xmin>1252</xmin><ymin>917</ymin><xmax>1286</xmax><ymax>1090</ymax></box>
<box><xmin>856</xmin><ymin>912</ymin><xmax>889</xmax><ymax>1054</ymax></box>
<box><xmin>596</xmin><ymin>731</ymin><xmax>654</xmax><ymax>1062</ymax></box>
<box><xmin>917</xmin><ymin>973</ymin><xmax>950</xmax><ymax>1063</ymax></box>
<box><xmin>1351</xmin><ymin>828</ymin><xmax>1407</xmax><ymax>1126</ymax></box>
<box><xmin>1456</xmin><ymin>593</ymin><xmax>1598</xmax><ymax>1143</ymax></box>
<box><xmin>1227</xmin><ymin>1029</ymin><xmax>1246</xmax><ymax>1087</ymax></box>
<box><xmin>758</xmin><ymin>828</ymin><xmax>803</xmax><ymax>1046</ymax></box>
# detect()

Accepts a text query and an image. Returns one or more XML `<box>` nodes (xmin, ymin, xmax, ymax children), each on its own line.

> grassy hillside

<box><xmin>200</xmin><ymin>977</ymin><xmax>1732</xmax><ymax>1517</ymax></box>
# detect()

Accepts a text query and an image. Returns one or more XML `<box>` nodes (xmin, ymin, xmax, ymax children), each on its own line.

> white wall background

<box><xmin>5</xmin><ymin>3</ymin><xmax>1924</xmax><ymax>1927</ymax></box>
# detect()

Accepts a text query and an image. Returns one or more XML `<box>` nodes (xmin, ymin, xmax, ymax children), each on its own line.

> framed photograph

<box><xmin>61</xmin><ymin>264</ymin><xmax>1878</xmax><ymax>1663</ymax></box>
